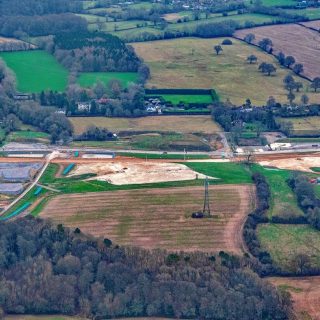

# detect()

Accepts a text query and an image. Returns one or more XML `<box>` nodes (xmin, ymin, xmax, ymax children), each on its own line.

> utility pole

<box><xmin>203</xmin><ymin>177</ymin><xmax>211</xmax><ymax>217</ymax></box>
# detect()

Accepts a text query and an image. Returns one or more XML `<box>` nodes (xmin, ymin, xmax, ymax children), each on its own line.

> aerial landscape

<box><xmin>0</xmin><ymin>0</ymin><xmax>320</xmax><ymax>319</ymax></box>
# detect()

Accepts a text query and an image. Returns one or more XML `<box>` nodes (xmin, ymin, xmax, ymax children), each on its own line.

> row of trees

<box><xmin>0</xmin><ymin>217</ymin><xmax>292</xmax><ymax>319</ymax></box>
<box><xmin>288</xmin><ymin>174</ymin><xmax>320</xmax><ymax>230</ymax></box>
<box><xmin>74</xmin><ymin>126</ymin><xmax>115</xmax><ymax>141</ymax></box>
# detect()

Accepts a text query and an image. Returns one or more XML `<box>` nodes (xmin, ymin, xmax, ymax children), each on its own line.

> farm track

<box><xmin>41</xmin><ymin>185</ymin><xmax>254</xmax><ymax>253</ymax></box>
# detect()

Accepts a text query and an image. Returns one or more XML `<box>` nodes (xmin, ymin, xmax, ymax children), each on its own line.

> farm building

<box><xmin>0</xmin><ymin>163</ymin><xmax>42</xmax><ymax>182</ymax></box>
<box><xmin>0</xmin><ymin>183</ymin><xmax>24</xmax><ymax>195</ymax></box>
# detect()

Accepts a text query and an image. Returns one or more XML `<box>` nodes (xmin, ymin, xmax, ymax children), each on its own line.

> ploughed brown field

<box><xmin>40</xmin><ymin>185</ymin><xmax>255</xmax><ymax>253</ymax></box>
<box><xmin>269</xmin><ymin>277</ymin><xmax>320</xmax><ymax>320</ymax></box>
<box><xmin>235</xmin><ymin>24</ymin><xmax>320</xmax><ymax>79</ymax></box>
<box><xmin>300</xmin><ymin>20</ymin><xmax>320</xmax><ymax>30</ymax></box>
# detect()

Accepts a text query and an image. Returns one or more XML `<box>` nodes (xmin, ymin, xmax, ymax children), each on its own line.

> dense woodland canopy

<box><xmin>0</xmin><ymin>14</ymin><xmax>87</xmax><ymax>38</ymax></box>
<box><xmin>0</xmin><ymin>0</ymin><xmax>81</xmax><ymax>15</ymax></box>
<box><xmin>0</xmin><ymin>217</ymin><xmax>292</xmax><ymax>319</ymax></box>
<box><xmin>51</xmin><ymin>32</ymin><xmax>141</xmax><ymax>72</ymax></box>
<box><xmin>0</xmin><ymin>0</ymin><xmax>86</xmax><ymax>37</ymax></box>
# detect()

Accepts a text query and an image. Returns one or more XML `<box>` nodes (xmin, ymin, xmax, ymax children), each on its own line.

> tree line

<box><xmin>0</xmin><ymin>59</ymin><xmax>73</xmax><ymax>144</ymax></box>
<box><xmin>288</xmin><ymin>174</ymin><xmax>320</xmax><ymax>230</ymax></box>
<box><xmin>243</xmin><ymin>169</ymin><xmax>320</xmax><ymax>276</ymax></box>
<box><xmin>0</xmin><ymin>216</ymin><xmax>292</xmax><ymax>319</ymax></box>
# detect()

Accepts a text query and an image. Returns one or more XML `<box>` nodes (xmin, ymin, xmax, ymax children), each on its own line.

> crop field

<box><xmin>40</xmin><ymin>184</ymin><xmax>254</xmax><ymax>252</ymax></box>
<box><xmin>133</xmin><ymin>37</ymin><xmax>318</xmax><ymax>105</ymax></box>
<box><xmin>77</xmin><ymin>72</ymin><xmax>138</xmax><ymax>88</ymax></box>
<box><xmin>276</xmin><ymin>116</ymin><xmax>320</xmax><ymax>136</ymax></box>
<box><xmin>70</xmin><ymin>115</ymin><xmax>221</xmax><ymax>135</ymax></box>
<box><xmin>300</xmin><ymin>19</ymin><xmax>320</xmax><ymax>30</ymax></box>
<box><xmin>0</xmin><ymin>50</ymin><xmax>68</xmax><ymax>93</ymax></box>
<box><xmin>235</xmin><ymin>24</ymin><xmax>320</xmax><ymax>79</ymax></box>
<box><xmin>258</xmin><ymin>224</ymin><xmax>320</xmax><ymax>271</ymax></box>
<box><xmin>269</xmin><ymin>276</ymin><xmax>320</xmax><ymax>320</ymax></box>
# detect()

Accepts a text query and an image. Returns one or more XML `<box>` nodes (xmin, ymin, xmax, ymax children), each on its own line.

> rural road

<box><xmin>0</xmin><ymin>151</ymin><xmax>57</xmax><ymax>216</ymax></box>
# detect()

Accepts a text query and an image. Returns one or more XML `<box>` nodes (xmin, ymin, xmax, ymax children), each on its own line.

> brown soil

<box><xmin>269</xmin><ymin>276</ymin><xmax>320</xmax><ymax>320</ymax></box>
<box><xmin>40</xmin><ymin>185</ymin><xmax>254</xmax><ymax>253</ymax></box>
<box><xmin>70</xmin><ymin>160</ymin><xmax>216</xmax><ymax>185</ymax></box>
<box><xmin>259</xmin><ymin>156</ymin><xmax>320</xmax><ymax>173</ymax></box>
<box><xmin>301</xmin><ymin>20</ymin><xmax>320</xmax><ymax>30</ymax></box>
<box><xmin>55</xmin><ymin>164</ymin><xmax>65</xmax><ymax>178</ymax></box>
<box><xmin>235</xmin><ymin>24</ymin><xmax>320</xmax><ymax>79</ymax></box>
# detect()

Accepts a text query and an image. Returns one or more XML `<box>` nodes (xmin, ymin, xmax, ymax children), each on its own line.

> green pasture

<box><xmin>117</xmin><ymin>152</ymin><xmax>210</xmax><ymax>160</ymax></box>
<box><xmin>0</xmin><ymin>50</ymin><xmax>68</xmax><ymax>93</ymax></box>
<box><xmin>253</xmin><ymin>166</ymin><xmax>304</xmax><ymax>219</ymax></box>
<box><xmin>89</xmin><ymin>19</ymin><xmax>152</xmax><ymax>32</ymax></box>
<box><xmin>77</xmin><ymin>72</ymin><xmax>138</xmax><ymax>88</ymax></box>
<box><xmin>167</xmin><ymin>13</ymin><xmax>284</xmax><ymax>32</ymax></box>
<box><xmin>260</xmin><ymin>0</ymin><xmax>296</xmax><ymax>6</ymax></box>
<box><xmin>6</xmin><ymin>130</ymin><xmax>50</xmax><ymax>143</ymax></box>
<box><xmin>148</xmin><ymin>94</ymin><xmax>213</xmax><ymax>104</ymax></box>
<box><xmin>258</xmin><ymin>224</ymin><xmax>320</xmax><ymax>271</ymax></box>
<box><xmin>285</xmin><ymin>8</ymin><xmax>320</xmax><ymax>19</ymax></box>
<box><xmin>186</xmin><ymin>162</ymin><xmax>253</xmax><ymax>184</ymax></box>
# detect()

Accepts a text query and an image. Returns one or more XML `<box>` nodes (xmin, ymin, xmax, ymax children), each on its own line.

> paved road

<box><xmin>0</xmin><ymin>152</ymin><xmax>56</xmax><ymax>215</ymax></box>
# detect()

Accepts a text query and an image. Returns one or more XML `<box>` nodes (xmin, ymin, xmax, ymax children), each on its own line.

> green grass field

<box><xmin>186</xmin><ymin>162</ymin><xmax>253</xmax><ymax>184</ymax></box>
<box><xmin>133</xmin><ymin>37</ymin><xmax>317</xmax><ymax>105</ymax></box>
<box><xmin>258</xmin><ymin>224</ymin><xmax>320</xmax><ymax>271</ymax></box>
<box><xmin>253</xmin><ymin>166</ymin><xmax>303</xmax><ymax>219</ymax></box>
<box><xmin>6</xmin><ymin>130</ymin><xmax>50</xmax><ymax>143</ymax></box>
<box><xmin>148</xmin><ymin>94</ymin><xmax>213</xmax><ymax>104</ymax></box>
<box><xmin>285</xmin><ymin>8</ymin><xmax>320</xmax><ymax>19</ymax></box>
<box><xmin>0</xmin><ymin>50</ymin><xmax>68</xmax><ymax>93</ymax></box>
<box><xmin>2</xmin><ymin>186</ymin><xmax>48</xmax><ymax>219</ymax></box>
<box><xmin>77</xmin><ymin>72</ymin><xmax>138</xmax><ymax>88</ymax></box>
<box><xmin>118</xmin><ymin>152</ymin><xmax>210</xmax><ymax>160</ymax></box>
<box><xmin>260</xmin><ymin>0</ymin><xmax>296</xmax><ymax>6</ymax></box>
<box><xmin>277</xmin><ymin>137</ymin><xmax>320</xmax><ymax>143</ymax></box>
<box><xmin>167</xmin><ymin>13</ymin><xmax>283</xmax><ymax>33</ymax></box>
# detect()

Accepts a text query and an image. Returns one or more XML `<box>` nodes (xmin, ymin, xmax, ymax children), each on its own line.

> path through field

<box><xmin>269</xmin><ymin>277</ymin><xmax>320</xmax><ymax>320</ymax></box>
<box><xmin>41</xmin><ymin>185</ymin><xmax>254</xmax><ymax>253</ymax></box>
